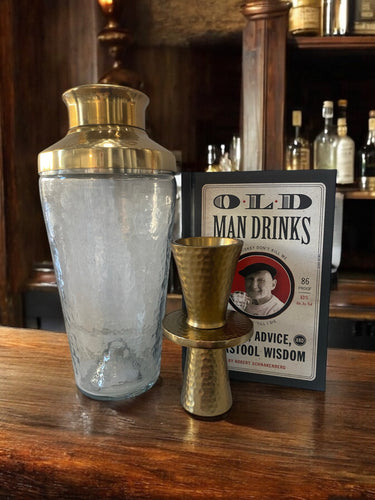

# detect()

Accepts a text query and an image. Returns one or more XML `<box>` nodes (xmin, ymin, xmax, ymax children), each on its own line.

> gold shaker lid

<box><xmin>63</xmin><ymin>84</ymin><xmax>148</xmax><ymax>129</ymax></box>
<box><xmin>38</xmin><ymin>84</ymin><xmax>176</xmax><ymax>174</ymax></box>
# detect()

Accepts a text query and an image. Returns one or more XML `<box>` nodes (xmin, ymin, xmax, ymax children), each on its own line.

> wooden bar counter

<box><xmin>0</xmin><ymin>324</ymin><xmax>375</xmax><ymax>499</ymax></box>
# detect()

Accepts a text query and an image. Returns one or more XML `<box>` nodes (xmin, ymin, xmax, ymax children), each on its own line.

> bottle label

<box><xmin>360</xmin><ymin>149</ymin><xmax>375</xmax><ymax>178</ymax></box>
<box><xmin>355</xmin><ymin>0</ymin><xmax>375</xmax><ymax>20</ymax></box>
<box><xmin>336</xmin><ymin>141</ymin><xmax>354</xmax><ymax>184</ymax></box>
<box><xmin>291</xmin><ymin>149</ymin><xmax>310</xmax><ymax>170</ymax></box>
<box><xmin>289</xmin><ymin>6</ymin><xmax>320</xmax><ymax>33</ymax></box>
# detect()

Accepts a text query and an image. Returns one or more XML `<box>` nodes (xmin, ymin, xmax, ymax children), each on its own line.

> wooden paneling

<box><xmin>131</xmin><ymin>44</ymin><xmax>242</xmax><ymax>170</ymax></box>
<box><xmin>0</xmin><ymin>0</ymin><xmax>48</xmax><ymax>324</ymax></box>
<box><xmin>0</xmin><ymin>0</ymin><xmax>105</xmax><ymax>325</ymax></box>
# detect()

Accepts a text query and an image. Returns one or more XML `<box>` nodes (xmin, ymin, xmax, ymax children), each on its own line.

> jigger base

<box><xmin>162</xmin><ymin>310</ymin><xmax>253</xmax><ymax>418</ymax></box>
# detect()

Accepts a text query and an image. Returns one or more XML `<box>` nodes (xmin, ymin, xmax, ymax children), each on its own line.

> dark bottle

<box><xmin>359</xmin><ymin>110</ymin><xmax>375</xmax><ymax>191</ymax></box>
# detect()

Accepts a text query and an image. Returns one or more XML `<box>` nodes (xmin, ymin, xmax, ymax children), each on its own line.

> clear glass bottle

<box><xmin>314</xmin><ymin>100</ymin><xmax>338</xmax><ymax>170</ymax></box>
<box><xmin>289</xmin><ymin>0</ymin><xmax>321</xmax><ymax>35</ymax></box>
<box><xmin>335</xmin><ymin>117</ymin><xmax>355</xmax><ymax>185</ymax></box>
<box><xmin>206</xmin><ymin>144</ymin><xmax>219</xmax><ymax>172</ymax></box>
<box><xmin>359</xmin><ymin>110</ymin><xmax>375</xmax><ymax>191</ymax></box>
<box><xmin>322</xmin><ymin>0</ymin><xmax>349</xmax><ymax>35</ymax></box>
<box><xmin>333</xmin><ymin>0</ymin><xmax>349</xmax><ymax>34</ymax></box>
<box><xmin>38</xmin><ymin>84</ymin><xmax>176</xmax><ymax>401</ymax></box>
<box><xmin>218</xmin><ymin>144</ymin><xmax>232</xmax><ymax>172</ymax></box>
<box><xmin>230</xmin><ymin>135</ymin><xmax>241</xmax><ymax>171</ymax></box>
<box><xmin>285</xmin><ymin>110</ymin><xmax>311</xmax><ymax>170</ymax></box>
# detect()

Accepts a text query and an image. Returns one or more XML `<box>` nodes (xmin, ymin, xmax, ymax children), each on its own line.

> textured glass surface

<box><xmin>40</xmin><ymin>173</ymin><xmax>175</xmax><ymax>400</ymax></box>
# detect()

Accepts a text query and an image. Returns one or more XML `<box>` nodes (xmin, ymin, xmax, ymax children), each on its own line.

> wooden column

<box><xmin>241</xmin><ymin>0</ymin><xmax>291</xmax><ymax>171</ymax></box>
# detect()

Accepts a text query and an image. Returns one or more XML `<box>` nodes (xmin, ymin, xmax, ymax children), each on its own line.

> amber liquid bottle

<box><xmin>286</xmin><ymin>110</ymin><xmax>311</xmax><ymax>170</ymax></box>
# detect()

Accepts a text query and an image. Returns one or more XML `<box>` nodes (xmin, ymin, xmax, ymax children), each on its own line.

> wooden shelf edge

<box><xmin>25</xmin><ymin>261</ymin><xmax>375</xmax><ymax>322</ymax></box>
<box><xmin>340</xmin><ymin>189</ymin><xmax>375</xmax><ymax>200</ymax></box>
<box><xmin>330</xmin><ymin>273</ymin><xmax>375</xmax><ymax>321</ymax></box>
<box><xmin>329</xmin><ymin>306</ymin><xmax>375</xmax><ymax>321</ymax></box>
<box><xmin>288</xmin><ymin>35</ymin><xmax>375</xmax><ymax>50</ymax></box>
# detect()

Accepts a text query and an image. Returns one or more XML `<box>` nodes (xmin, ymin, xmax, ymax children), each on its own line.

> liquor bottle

<box><xmin>358</xmin><ymin>110</ymin><xmax>375</xmax><ymax>191</ymax></box>
<box><xmin>353</xmin><ymin>0</ymin><xmax>375</xmax><ymax>34</ymax></box>
<box><xmin>333</xmin><ymin>0</ymin><xmax>349</xmax><ymax>34</ymax></box>
<box><xmin>218</xmin><ymin>144</ymin><xmax>232</xmax><ymax>172</ymax></box>
<box><xmin>206</xmin><ymin>144</ymin><xmax>219</xmax><ymax>172</ymax></box>
<box><xmin>335</xmin><ymin>117</ymin><xmax>355</xmax><ymax>185</ymax></box>
<box><xmin>289</xmin><ymin>0</ymin><xmax>320</xmax><ymax>36</ymax></box>
<box><xmin>230</xmin><ymin>135</ymin><xmax>241</xmax><ymax>171</ymax></box>
<box><xmin>322</xmin><ymin>0</ymin><xmax>349</xmax><ymax>35</ymax></box>
<box><xmin>285</xmin><ymin>110</ymin><xmax>311</xmax><ymax>170</ymax></box>
<box><xmin>314</xmin><ymin>100</ymin><xmax>338</xmax><ymax>170</ymax></box>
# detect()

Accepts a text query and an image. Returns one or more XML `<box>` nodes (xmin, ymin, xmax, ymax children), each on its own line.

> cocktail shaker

<box><xmin>38</xmin><ymin>84</ymin><xmax>176</xmax><ymax>400</ymax></box>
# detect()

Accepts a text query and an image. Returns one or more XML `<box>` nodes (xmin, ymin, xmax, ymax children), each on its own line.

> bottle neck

<box><xmin>324</xmin><ymin>117</ymin><xmax>334</xmax><ymax>132</ymax></box>
<box><xmin>338</xmin><ymin>126</ymin><xmax>347</xmax><ymax>137</ymax></box>
<box><xmin>294</xmin><ymin>125</ymin><xmax>301</xmax><ymax>139</ymax></box>
<box><xmin>337</xmin><ymin>118</ymin><xmax>348</xmax><ymax>137</ymax></box>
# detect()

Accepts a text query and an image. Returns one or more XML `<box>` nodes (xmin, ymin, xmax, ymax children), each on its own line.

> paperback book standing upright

<box><xmin>182</xmin><ymin>170</ymin><xmax>336</xmax><ymax>390</ymax></box>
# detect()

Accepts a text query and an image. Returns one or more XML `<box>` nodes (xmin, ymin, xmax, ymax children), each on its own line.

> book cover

<box><xmin>181</xmin><ymin>170</ymin><xmax>336</xmax><ymax>390</ymax></box>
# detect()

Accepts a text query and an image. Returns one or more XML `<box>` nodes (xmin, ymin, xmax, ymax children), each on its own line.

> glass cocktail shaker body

<box><xmin>38</xmin><ymin>84</ymin><xmax>176</xmax><ymax>400</ymax></box>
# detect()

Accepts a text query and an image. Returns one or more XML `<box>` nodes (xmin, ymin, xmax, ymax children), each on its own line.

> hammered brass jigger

<box><xmin>162</xmin><ymin>237</ymin><xmax>253</xmax><ymax>418</ymax></box>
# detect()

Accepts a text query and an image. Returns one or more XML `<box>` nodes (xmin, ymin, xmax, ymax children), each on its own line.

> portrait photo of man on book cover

<box><xmin>230</xmin><ymin>254</ymin><xmax>294</xmax><ymax>320</ymax></box>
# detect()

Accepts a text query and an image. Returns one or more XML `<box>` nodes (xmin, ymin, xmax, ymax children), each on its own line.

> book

<box><xmin>181</xmin><ymin>169</ymin><xmax>336</xmax><ymax>390</ymax></box>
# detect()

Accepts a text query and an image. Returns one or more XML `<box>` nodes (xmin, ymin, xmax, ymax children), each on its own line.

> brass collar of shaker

<box><xmin>38</xmin><ymin>84</ymin><xmax>177</xmax><ymax>174</ymax></box>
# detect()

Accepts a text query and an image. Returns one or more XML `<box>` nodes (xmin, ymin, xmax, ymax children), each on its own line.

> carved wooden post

<box><xmin>241</xmin><ymin>0</ymin><xmax>291</xmax><ymax>171</ymax></box>
<box><xmin>98</xmin><ymin>0</ymin><xmax>142</xmax><ymax>88</ymax></box>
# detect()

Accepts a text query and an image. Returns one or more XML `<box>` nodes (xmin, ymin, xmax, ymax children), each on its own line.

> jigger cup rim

<box><xmin>172</xmin><ymin>236</ymin><xmax>243</xmax><ymax>248</ymax></box>
<box><xmin>172</xmin><ymin>236</ymin><xmax>243</xmax><ymax>329</ymax></box>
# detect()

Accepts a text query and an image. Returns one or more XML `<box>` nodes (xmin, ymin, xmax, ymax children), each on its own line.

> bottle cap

<box><xmin>292</xmin><ymin>110</ymin><xmax>302</xmax><ymax>127</ymax></box>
